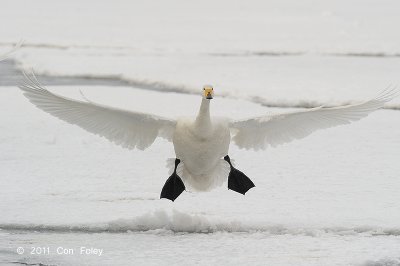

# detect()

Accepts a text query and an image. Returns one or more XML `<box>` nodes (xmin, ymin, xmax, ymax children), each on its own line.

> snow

<box><xmin>1</xmin><ymin>0</ymin><xmax>400</xmax><ymax>265</ymax></box>
<box><xmin>14</xmin><ymin>50</ymin><xmax>400</xmax><ymax>109</ymax></box>
<box><xmin>2</xmin><ymin>0</ymin><xmax>400</xmax><ymax>109</ymax></box>
<box><xmin>1</xmin><ymin>86</ymin><xmax>400</xmax><ymax>265</ymax></box>
<box><xmin>1</xmin><ymin>0</ymin><xmax>400</xmax><ymax>53</ymax></box>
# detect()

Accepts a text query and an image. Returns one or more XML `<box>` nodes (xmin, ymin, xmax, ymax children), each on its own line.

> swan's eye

<box><xmin>203</xmin><ymin>88</ymin><xmax>205</xmax><ymax>90</ymax></box>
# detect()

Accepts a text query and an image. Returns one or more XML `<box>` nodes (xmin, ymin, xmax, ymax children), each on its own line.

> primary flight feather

<box><xmin>20</xmin><ymin>71</ymin><xmax>176</xmax><ymax>150</ymax></box>
<box><xmin>19</xmin><ymin>71</ymin><xmax>397</xmax><ymax>201</ymax></box>
<box><xmin>230</xmin><ymin>89</ymin><xmax>397</xmax><ymax>150</ymax></box>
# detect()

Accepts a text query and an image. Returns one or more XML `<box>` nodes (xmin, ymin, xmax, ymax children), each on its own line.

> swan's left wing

<box><xmin>230</xmin><ymin>89</ymin><xmax>397</xmax><ymax>150</ymax></box>
<box><xmin>19</xmin><ymin>71</ymin><xmax>176</xmax><ymax>150</ymax></box>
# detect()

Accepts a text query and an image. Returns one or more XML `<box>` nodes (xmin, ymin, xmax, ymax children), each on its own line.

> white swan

<box><xmin>19</xmin><ymin>72</ymin><xmax>397</xmax><ymax>201</ymax></box>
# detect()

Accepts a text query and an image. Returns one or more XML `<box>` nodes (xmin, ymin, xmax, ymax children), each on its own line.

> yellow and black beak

<box><xmin>203</xmin><ymin>87</ymin><xmax>214</xmax><ymax>99</ymax></box>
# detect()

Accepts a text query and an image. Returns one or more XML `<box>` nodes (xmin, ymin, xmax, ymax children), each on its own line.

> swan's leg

<box><xmin>224</xmin><ymin>155</ymin><xmax>255</xmax><ymax>195</ymax></box>
<box><xmin>160</xmin><ymin>158</ymin><xmax>186</xmax><ymax>201</ymax></box>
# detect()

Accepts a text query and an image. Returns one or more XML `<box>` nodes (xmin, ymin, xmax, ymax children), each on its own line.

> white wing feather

<box><xmin>230</xmin><ymin>89</ymin><xmax>398</xmax><ymax>150</ymax></box>
<box><xmin>19</xmin><ymin>71</ymin><xmax>176</xmax><ymax>150</ymax></box>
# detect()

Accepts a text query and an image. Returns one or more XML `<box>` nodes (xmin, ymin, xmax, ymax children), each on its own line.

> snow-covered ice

<box><xmin>1</xmin><ymin>0</ymin><xmax>400</xmax><ymax>265</ymax></box>
<box><xmin>1</xmin><ymin>85</ymin><xmax>399</xmax><ymax>265</ymax></box>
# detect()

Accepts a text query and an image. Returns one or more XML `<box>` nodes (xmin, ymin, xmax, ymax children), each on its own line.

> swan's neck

<box><xmin>194</xmin><ymin>98</ymin><xmax>212</xmax><ymax>135</ymax></box>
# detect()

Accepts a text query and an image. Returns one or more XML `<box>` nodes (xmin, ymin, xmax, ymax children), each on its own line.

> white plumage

<box><xmin>19</xmin><ymin>72</ymin><xmax>397</xmax><ymax>194</ymax></box>
<box><xmin>230</xmin><ymin>90</ymin><xmax>397</xmax><ymax>150</ymax></box>
<box><xmin>20</xmin><ymin>72</ymin><xmax>176</xmax><ymax>150</ymax></box>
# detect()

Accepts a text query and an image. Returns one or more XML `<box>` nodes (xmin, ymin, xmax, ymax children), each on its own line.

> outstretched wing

<box><xmin>230</xmin><ymin>89</ymin><xmax>398</xmax><ymax>150</ymax></box>
<box><xmin>19</xmin><ymin>71</ymin><xmax>176</xmax><ymax>150</ymax></box>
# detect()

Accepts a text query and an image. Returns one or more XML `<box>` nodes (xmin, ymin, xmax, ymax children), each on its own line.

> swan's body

<box><xmin>19</xmin><ymin>72</ymin><xmax>398</xmax><ymax>200</ymax></box>
<box><xmin>174</xmin><ymin>98</ymin><xmax>231</xmax><ymax>190</ymax></box>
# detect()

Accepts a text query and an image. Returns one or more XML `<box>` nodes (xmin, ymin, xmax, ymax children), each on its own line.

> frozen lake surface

<box><xmin>1</xmin><ymin>0</ymin><xmax>400</xmax><ymax>265</ymax></box>
<box><xmin>1</xmin><ymin>81</ymin><xmax>399</xmax><ymax>265</ymax></box>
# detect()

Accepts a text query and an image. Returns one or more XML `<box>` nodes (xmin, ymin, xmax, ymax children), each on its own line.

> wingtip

<box><xmin>375</xmin><ymin>85</ymin><xmax>399</xmax><ymax>102</ymax></box>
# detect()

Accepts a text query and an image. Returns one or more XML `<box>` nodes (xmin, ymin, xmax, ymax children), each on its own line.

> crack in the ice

<box><xmin>2</xmin><ymin>59</ymin><xmax>399</xmax><ymax>111</ymax></box>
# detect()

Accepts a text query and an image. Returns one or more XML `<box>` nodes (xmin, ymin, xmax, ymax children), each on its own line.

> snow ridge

<box><xmin>1</xmin><ymin>210</ymin><xmax>400</xmax><ymax>236</ymax></box>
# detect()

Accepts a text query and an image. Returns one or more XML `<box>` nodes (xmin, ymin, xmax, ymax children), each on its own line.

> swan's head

<box><xmin>203</xmin><ymin>85</ymin><xmax>214</xmax><ymax>100</ymax></box>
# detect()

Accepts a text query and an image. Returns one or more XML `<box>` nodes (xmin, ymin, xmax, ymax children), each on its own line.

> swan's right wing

<box><xmin>19</xmin><ymin>71</ymin><xmax>176</xmax><ymax>150</ymax></box>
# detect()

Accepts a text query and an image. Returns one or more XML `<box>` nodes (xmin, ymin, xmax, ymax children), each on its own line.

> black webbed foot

<box><xmin>160</xmin><ymin>158</ymin><xmax>185</xmax><ymax>201</ymax></box>
<box><xmin>224</xmin><ymin>155</ymin><xmax>255</xmax><ymax>195</ymax></box>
